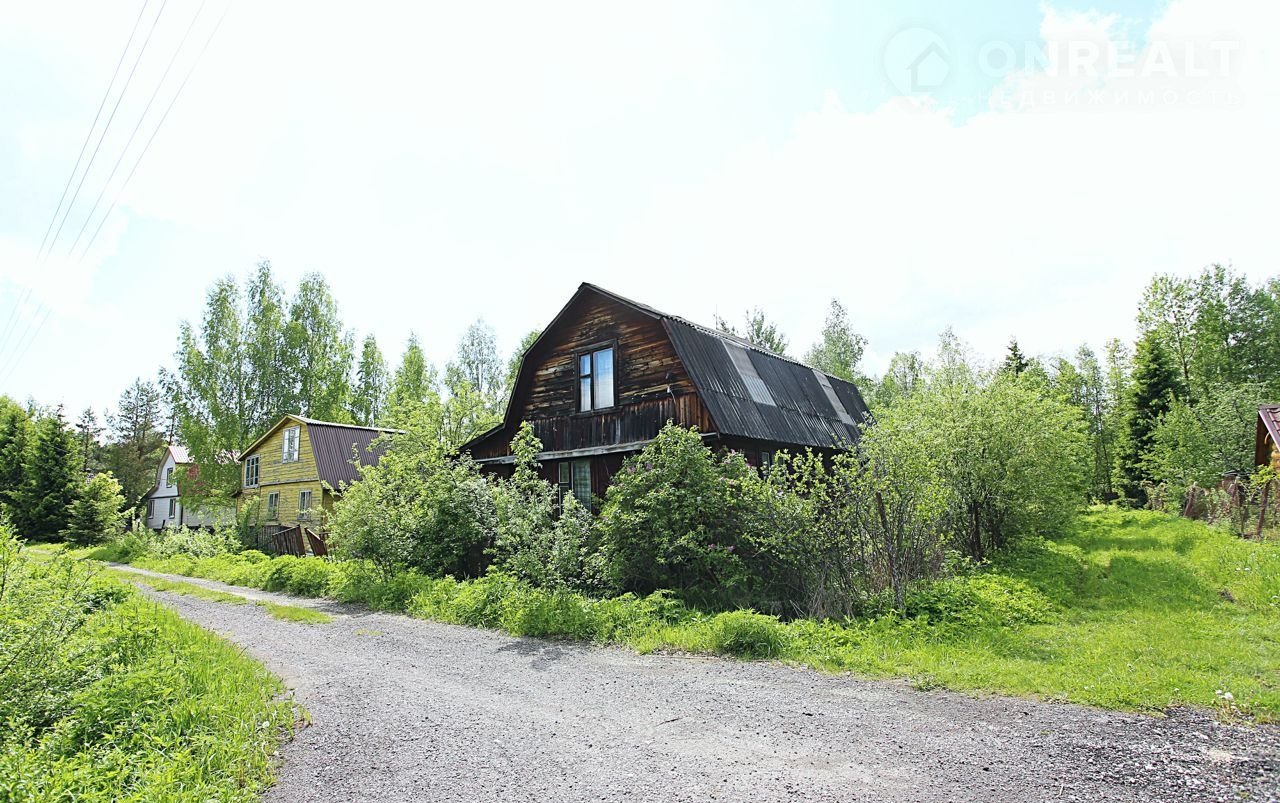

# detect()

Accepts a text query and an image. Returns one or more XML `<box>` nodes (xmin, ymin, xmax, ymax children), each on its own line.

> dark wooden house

<box><xmin>461</xmin><ymin>283</ymin><xmax>871</xmax><ymax>507</ymax></box>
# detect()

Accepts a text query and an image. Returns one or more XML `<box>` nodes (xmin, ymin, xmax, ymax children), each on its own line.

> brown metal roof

<box><xmin>241</xmin><ymin>415</ymin><xmax>403</xmax><ymax>491</ymax></box>
<box><xmin>305</xmin><ymin>418</ymin><xmax>401</xmax><ymax>489</ymax></box>
<box><xmin>1257</xmin><ymin>405</ymin><xmax>1280</xmax><ymax>467</ymax></box>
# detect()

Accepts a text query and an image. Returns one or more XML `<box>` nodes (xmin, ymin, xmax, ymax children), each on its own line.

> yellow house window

<box><xmin>244</xmin><ymin>456</ymin><xmax>260</xmax><ymax>487</ymax></box>
<box><xmin>298</xmin><ymin>490</ymin><xmax>313</xmax><ymax>520</ymax></box>
<box><xmin>266</xmin><ymin>492</ymin><xmax>280</xmax><ymax>520</ymax></box>
<box><xmin>283</xmin><ymin>426</ymin><xmax>301</xmax><ymax>463</ymax></box>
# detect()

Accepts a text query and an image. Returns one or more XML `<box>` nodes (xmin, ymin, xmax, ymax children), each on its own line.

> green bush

<box><xmin>328</xmin><ymin>424</ymin><xmax>495</xmax><ymax>578</ymax></box>
<box><xmin>902</xmin><ymin>573</ymin><xmax>1054</xmax><ymax>628</ymax></box>
<box><xmin>708</xmin><ymin>610</ymin><xmax>791</xmax><ymax>658</ymax></box>
<box><xmin>597</xmin><ymin>424</ymin><xmax>787</xmax><ymax>602</ymax></box>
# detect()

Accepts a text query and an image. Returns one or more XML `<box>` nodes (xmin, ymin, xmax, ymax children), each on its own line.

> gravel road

<box><xmin>119</xmin><ymin>567</ymin><xmax>1278</xmax><ymax>803</ymax></box>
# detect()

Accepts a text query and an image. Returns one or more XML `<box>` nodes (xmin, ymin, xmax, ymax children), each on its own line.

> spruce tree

<box><xmin>1002</xmin><ymin>337</ymin><xmax>1030</xmax><ymax>377</ymax></box>
<box><xmin>0</xmin><ymin>397</ymin><xmax>31</xmax><ymax>517</ymax></box>
<box><xmin>18</xmin><ymin>407</ymin><xmax>80</xmax><ymax>539</ymax></box>
<box><xmin>63</xmin><ymin>471</ymin><xmax>125</xmax><ymax>545</ymax></box>
<box><xmin>1114</xmin><ymin>334</ymin><xmax>1185</xmax><ymax>504</ymax></box>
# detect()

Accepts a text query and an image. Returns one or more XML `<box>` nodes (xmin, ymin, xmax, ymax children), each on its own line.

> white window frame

<box><xmin>298</xmin><ymin>490</ymin><xmax>313</xmax><ymax>520</ymax></box>
<box><xmin>146</xmin><ymin>499</ymin><xmax>155</xmax><ymax>518</ymax></box>
<box><xmin>165</xmin><ymin>466</ymin><xmax>175</xmax><ymax>488</ymax></box>
<box><xmin>244</xmin><ymin>455</ymin><xmax>260</xmax><ymax>488</ymax></box>
<box><xmin>266</xmin><ymin>492</ymin><xmax>280</xmax><ymax>520</ymax></box>
<box><xmin>168</xmin><ymin>498</ymin><xmax>177</xmax><ymax>518</ymax></box>
<box><xmin>282</xmin><ymin>426</ymin><xmax>301</xmax><ymax>463</ymax></box>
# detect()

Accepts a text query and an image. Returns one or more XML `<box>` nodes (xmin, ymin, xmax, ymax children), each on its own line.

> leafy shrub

<box><xmin>708</xmin><ymin>610</ymin><xmax>791</xmax><ymax>658</ymax></box>
<box><xmin>329</xmin><ymin>433</ymin><xmax>495</xmax><ymax>578</ymax></box>
<box><xmin>597</xmin><ymin>424</ymin><xmax>788</xmax><ymax>602</ymax></box>
<box><xmin>903</xmin><ymin>573</ymin><xmax>1054</xmax><ymax>627</ymax></box>
<box><xmin>152</xmin><ymin>524</ymin><xmax>239</xmax><ymax>559</ymax></box>
<box><xmin>279</xmin><ymin>557</ymin><xmax>339</xmax><ymax>597</ymax></box>
<box><xmin>491</xmin><ymin>423</ymin><xmax>610</xmax><ymax>593</ymax></box>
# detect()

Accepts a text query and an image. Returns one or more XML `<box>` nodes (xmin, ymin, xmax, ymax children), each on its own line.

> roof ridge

<box><xmin>295</xmin><ymin>415</ymin><xmax>405</xmax><ymax>434</ymax></box>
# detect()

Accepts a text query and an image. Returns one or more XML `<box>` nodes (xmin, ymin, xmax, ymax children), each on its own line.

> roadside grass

<box><xmin>1</xmin><ymin>536</ymin><xmax>294</xmax><ymax>801</ymax></box>
<box><xmin>88</xmin><ymin>508</ymin><xmax>1280</xmax><ymax>720</ymax></box>
<box><xmin>103</xmin><ymin>568</ymin><xmax>334</xmax><ymax>625</ymax></box>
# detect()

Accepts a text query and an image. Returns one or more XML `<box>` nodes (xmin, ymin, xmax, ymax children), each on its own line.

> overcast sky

<box><xmin>1</xmin><ymin>0</ymin><xmax>1276</xmax><ymax>417</ymax></box>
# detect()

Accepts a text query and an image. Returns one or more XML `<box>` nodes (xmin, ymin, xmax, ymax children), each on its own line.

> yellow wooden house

<box><xmin>237</xmin><ymin>414</ymin><xmax>401</xmax><ymax>532</ymax></box>
<box><xmin>1258</xmin><ymin>405</ymin><xmax>1280</xmax><ymax>472</ymax></box>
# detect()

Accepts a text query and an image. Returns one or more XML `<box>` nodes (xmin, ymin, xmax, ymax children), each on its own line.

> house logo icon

<box><xmin>884</xmin><ymin>27</ymin><xmax>950</xmax><ymax>96</ymax></box>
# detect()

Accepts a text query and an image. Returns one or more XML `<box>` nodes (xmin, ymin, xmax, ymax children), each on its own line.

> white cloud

<box><xmin>609</xmin><ymin>0</ymin><xmax>1280</xmax><ymax>371</ymax></box>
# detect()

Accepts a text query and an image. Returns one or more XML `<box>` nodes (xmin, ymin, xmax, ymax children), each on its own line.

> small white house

<box><xmin>141</xmin><ymin>445</ymin><xmax>231</xmax><ymax>530</ymax></box>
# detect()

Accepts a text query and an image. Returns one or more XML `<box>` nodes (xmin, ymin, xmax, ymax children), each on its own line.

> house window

<box><xmin>578</xmin><ymin>346</ymin><xmax>615</xmax><ymax>411</ymax></box>
<box><xmin>165</xmin><ymin>467</ymin><xmax>174</xmax><ymax>487</ymax></box>
<box><xmin>282</xmin><ymin>426</ymin><xmax>301</xmax><ymax>463</ymax></box>
<box><xmin>244</xmin><ymin>455</ymin><xmax>260</xmax><ymax>487</ymax></box>
<box><xmin>298</xmin><ymin>490</ymin><xmax>313</xmax><ymax>520</ymax></box>
<box><xmin>266</xmin><ymin>492</ymin><xmax>280</xmax><ymax>520</ymax></box>
<box><xmin>168</xmin><ymin>498</ymin><xmax>177</xmax><ymax>518</ymax></box>
<box><xmin>146</xmin><ymin>499</ymin><xmax>154</xmax><ymax>518</ymax></box>
<box><xmin>760</xmin><ymin>451</ymin><xmax>774</xmax><ymax>471</ymax></box>
<box><xmin>570</xmin><ymin>460</ymin><xmax>592</xmax><ymax>508</ymax></box>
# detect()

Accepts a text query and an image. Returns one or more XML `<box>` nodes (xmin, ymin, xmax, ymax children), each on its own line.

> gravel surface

<box><xmin>116</xmin><ymin>565</ymin><xmax>1278</xmax><ymax>803</ymax></box>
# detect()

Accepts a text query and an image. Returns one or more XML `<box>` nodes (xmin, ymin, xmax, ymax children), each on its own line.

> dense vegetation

<box><xmin>94</xmin><ymin>508</ymin><xmax>1280</xmax><ymax>720</ymax></box>
<box><xmin>0</xmin><ymin>523</ymin><xmax>292</xmax><ymax>801</ymax></box>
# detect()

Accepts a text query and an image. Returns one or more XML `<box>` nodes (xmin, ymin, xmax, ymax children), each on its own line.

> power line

<box><xmin>79</xmin><ymin>2</ymin><xmax>231</xmax><ymax>262</ymax></box>
<box><xmin>0</xmin><ymin>0</ymin><xmax>151</xmax><ymax>360</ymax></box>
<box><xmin>42</xmin><ymin>0</ymin><xmax>169</xmax><ymax>261</ymax></box>
<box><xmin>2</xmin><ymin>2</ymin><xmax>233</xmax><ymax>388</ymax></box>
<box><xmin>65</xmin><ymin>0</ymin><xmax>210</xmax><ymax>258</ymax></box>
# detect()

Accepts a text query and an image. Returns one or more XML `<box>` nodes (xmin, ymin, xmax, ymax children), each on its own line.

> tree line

<box><xmin>721</xmin><ymin>264</ymin><xmax>1280</xmax><ymax>512</ymax></box>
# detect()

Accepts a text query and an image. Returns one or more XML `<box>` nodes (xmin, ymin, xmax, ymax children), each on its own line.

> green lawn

<box><xmin>773</xmin><ymin>508</ymin><xmax>1279</xmax><ymax>719</ymax></box>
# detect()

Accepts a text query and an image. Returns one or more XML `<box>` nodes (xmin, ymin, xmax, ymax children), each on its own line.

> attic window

<box><xmin>578</xmin><ymin>346</ymin><xmax>615</xmax><ymax>411</ymax></box>
<box><xmin>723</xmin><ymin>341</ymin><xmax>776</xmax><ymax>407</ymax></box>
<box><xmin>283</xmin><ymin>426</ymin><xmax>301</xmax><ymax>463</ymax></box>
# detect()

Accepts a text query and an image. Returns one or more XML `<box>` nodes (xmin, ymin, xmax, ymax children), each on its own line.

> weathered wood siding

<box><xmin>471</xmin><ymin>293</ymin><xmax>714</xmax><ymax>459</ymax></box>
<box><xmin>238</xmin><ymin>420</ymin><xmax>331</xmax><ymax>528</ymax></box>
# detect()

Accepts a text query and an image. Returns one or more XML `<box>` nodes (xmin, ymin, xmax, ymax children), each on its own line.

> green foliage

<box><xmin>100</xmin><ymin>378</ymin><xmax>167</xmax><ymax>508</ymax></box>
<box><xmin>896</xmin><ymin>341</ymin><xmax>1091</xmax><ymax>559</ymax></box>
<box><xmin>1114</xmin><ymin>334</ymin><xmax>1187</xmax><ymax>504</ymax></box>
<box><xmin>0</xmin><ymin>524</ymin><xmax>292</xmax><ymax>800</ymax></box>
<box><xmin>351</xmin><ymin>334</ymin><xmax>388</xmax><ymax>426</ymax></box>
<box><xmin>328</xmin><ymin>418</ymin><xmax>495</xmax><ymax>577</ymax></box>
<box><xmin>17</xmin><ymin>408</ymin><xmax>79</xmax><ymax>540</ymax></box>
<box><xmin>803</xmin><ymin>299</ymin><xmax>867</xmax><ymax>384</ymax></box>
<box><xmin>491</xmin><ymin>423</ymin><xmax>609</xmax><ymax>592</ymax></box>
<box><xmin>901</xmin><ymin>573</ymin><xmax>1053</xmax><ymax>628</ymax></box>
<box><xmin>707</xmin><ymin>610</ymin><xmax>790</xmax><ymax>658</ymax></box>
<box><xmin>713</xmin><ymin>308</ymin><xmax>789</xmax><ymax>355</ymax></box>
<box><xmin>0</xmin><ymin>396</ymin><xmax>32</xmax><ymax>520</ymax></box>
<box><xmin>62</xmin><ymin>472</ymin><xmax>125</xmax><ymax>546</ymax></box>
<box><xmin>1147</xmin><ymin>382</ymin><xmax>1269</xmax><ymax>496</ymax></box>
<box><xmin>597</xmin><ymin>424</ymin><xmax>772</xmax><ymax>599</ymax></box>
<box><xmin>285</xmin><ymin>273</ymin><xmax>356</xmax><ymax>422</ymax></box>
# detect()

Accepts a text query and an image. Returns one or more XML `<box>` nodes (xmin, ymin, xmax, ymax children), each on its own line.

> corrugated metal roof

<box><xmin>305</xmin><ymin>419</ymin><xmax>400</xmax><ymax>489</ymax></box>
<box><xmin>581</xmin><ymin>283</ymin><xmax>872</xmax><ymax>449</ymax></box>
<box><xmin>662</xmin><ymin>315</ymin><xmax>870</xmax><ymax>450</ymax></box>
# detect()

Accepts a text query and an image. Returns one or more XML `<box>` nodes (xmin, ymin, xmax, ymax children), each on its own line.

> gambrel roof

<box><xmin>478</xmin><ymin>283</ymin><xmax>871</xmax><ymax>452</ymax></box>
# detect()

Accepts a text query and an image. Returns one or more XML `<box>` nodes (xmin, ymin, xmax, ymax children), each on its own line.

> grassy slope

<box><xmin>777</xmin><ymin>508</ymin><xmax>1279</xmax><ymax>718</ymax></box>
<box><xmin>2</xmin><ymin>552</ymin><xmax>295</xmax><ymax>801</ymax></box>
